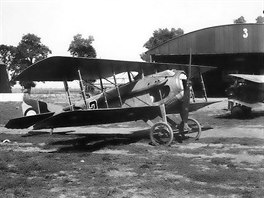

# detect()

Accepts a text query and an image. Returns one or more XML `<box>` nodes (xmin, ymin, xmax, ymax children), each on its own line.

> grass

<box><xmin>0</xmin><ymin>161</ymin><xmax>8</xmax><ymax>171</ymax></box>
<box><xmin>200</xmin><ymin>137</ymin><xmax>264</xmax><ymax>146</ymax></box>
<box><xmin>0</xmin><ymin>151</ymin><xmax>66</xmax><ymax>197</ymax></box>
<box><xmin>0</xmin><ymin>137</ymin><xmax>264</xmax><ymax>197</ymax></box>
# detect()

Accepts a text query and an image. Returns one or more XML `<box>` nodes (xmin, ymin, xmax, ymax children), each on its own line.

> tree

<box><xmin>0</xmin><ymin>45</ymin><xmax>17</xmax><ymax>87</ymax></box>
<box><xmin>9</xmin><ymin>33</ymin><xmax>51</xmax><ymax>90</ymax></box>
<box><xmin>68</xmin><ymin>34</ymin><xmax>96</xmax><ymax>58</ymax></box>
<box><xmin>0</xmin><ymin>59</ymin><xmax>11</xmax><ymax>93</ymax></box>
<box><xmin>0</xmin><ymin>45</ymin><xmax>16</xmax><ymax>69</ymax></box>
<box><xmin>68</xmin><ymin>34</ymin><xmax>97</xmax><ymax>95</ymax></box>
<box><xmin>256</xmin><ymin>16</ymin><xmax>264</xmax><ymax>24</ymax></box>
<box><xmin>141</xmin><ymin>28</ymin><xmax>184</xmax><ymax>61</ymax></box>
<box><xmin>233</xmin><ymin>16</ymin><xmax>246</xmax><ymax>24</ymax></box>
<box><xmin>143</xmin><ymin>28</ymin><xmax>184</xmax><ymax>50</ymax></box>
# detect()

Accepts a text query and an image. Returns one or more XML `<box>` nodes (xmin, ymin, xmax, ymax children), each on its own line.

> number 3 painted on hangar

<box><xmin>243</xmin><ymin>28</ymin><xmax>248</xmax><ymax>38</ymax></box>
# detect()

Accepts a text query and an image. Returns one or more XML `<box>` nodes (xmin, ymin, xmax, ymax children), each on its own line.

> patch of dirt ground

<box><xmin>0</xmin><ymin>99</ymin><xmax>264</xmax><ymax>198</ymax></box>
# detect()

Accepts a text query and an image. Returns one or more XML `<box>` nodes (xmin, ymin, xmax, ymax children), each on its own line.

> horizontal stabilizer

<box><xmin>5</xmin><ymin>112</ymin><xmax>55</xmax><ymax>129</ymax></box>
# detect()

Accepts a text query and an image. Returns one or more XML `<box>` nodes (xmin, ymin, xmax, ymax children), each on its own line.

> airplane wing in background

<box><xmin>229</xmin><ymin>74</ymin><xmax>264</xmax><ymax>84</ymax></box>
<box><xmin>14</xmin><ymin>56</ymin><xmax>215</xmax><ymax>82</ymax></box>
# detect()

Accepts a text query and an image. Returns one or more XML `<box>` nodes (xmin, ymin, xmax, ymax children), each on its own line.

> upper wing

<box><xmin>14</xmin><ymin>56</ymin><xmax>215</xmax><ymax>82</ymax></box>
<box><xmin>229</xmin><ymin>74</ymin><xmax>264</xmax><ymax>84</ymax></box>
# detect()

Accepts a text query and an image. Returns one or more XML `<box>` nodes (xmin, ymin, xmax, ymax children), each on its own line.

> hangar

<box><xmin>0</xmin><ymin>60</ymin><xmax>11</xmax><ymax>93</ymax></box>
<box><xmin>145</xmin><ymin>24</ymin><xmax>264</xmax><ymax>96</ymax></box>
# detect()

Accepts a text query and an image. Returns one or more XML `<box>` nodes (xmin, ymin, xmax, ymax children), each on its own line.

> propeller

<box><xmin>180</xmin><ymin>50</ymin><xmax>192</xmax><ymax>126</ymax></box>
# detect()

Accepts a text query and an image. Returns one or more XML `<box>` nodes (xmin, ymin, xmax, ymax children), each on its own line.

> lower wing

<box><xmin>5</xmin><ymin>112</ymin><xmax>55</xmax><ymax>129</ymax></box>
<box><xmin>228</xmin><ymin>99</ymin><xmax>264</xmax><ymax>108</ymax></box>
<box><xmin>33</xmin><ymin>106</ymin><xmax>161</xmax><ymax>130</ymax></box>
<box><xmin>166</xmin><ymin>101</ymin><xmax>219</xmax><ymax>114</ymax></box>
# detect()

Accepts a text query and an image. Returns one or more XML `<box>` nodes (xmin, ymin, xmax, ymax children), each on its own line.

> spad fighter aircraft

<box><xmin>6</xmin><ymin>56</ymin><xmax>215</xmax><ymax>146</ymax></box>
<box><xmin>226</xmin><ymin>74</ymin><xmax>264</xmax><ymax>117</ymax></box>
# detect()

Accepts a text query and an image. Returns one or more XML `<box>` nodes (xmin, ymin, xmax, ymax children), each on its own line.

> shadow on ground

<box><xmin>45</xmin><ymin>127</ymin><xmax>212</xmax><ymax>153</ymax></box>
<box><xmin>38</xmin><ymin>129</ymin><xmax>151</xmax><ymax>153</ymax></box>
<box><xmin>215</xmin><ymin>110</ymin><xmax>264</xmax><ymax>120</ymax></box>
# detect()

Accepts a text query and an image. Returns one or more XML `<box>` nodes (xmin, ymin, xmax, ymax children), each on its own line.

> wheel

<box><xmin>24</xmin><ymin>107</ymin><xmax>37</xmax><ymax>116</ymax></box>
<box><xmin>150</xmin><ymin>122</ymin><xmax>174</xmax><ymax>146</ymax></box>
<box><xmin>182</xmin><ymin>118</ymin><xmax>201</xmax><ymax>140</ymax></box>
<box><xmin>231</xmin><ymin>105</ymin><xmax>243</xmax><ymax>118</ymax></box>
<box><xmin>242</xmin><ymin>106</ymin><xmax>252</xmax><ymax>115</ymax></box>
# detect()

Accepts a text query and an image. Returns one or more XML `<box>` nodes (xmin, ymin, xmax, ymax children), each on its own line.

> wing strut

<box><xmin>127</xmin><ymin>71</ymin><xmax>132</xmax><ymax>82</ymax></box>
<box><xmin>199</xmin><ymin>69</ymin><xmax>208</xmax><ymax>102</ymax></box>
<box><xmin>63</xmin><ymin>81</ymin><xmax>73</xmax><ymax>111</ymax></box>
<box><xmin>160</xmin><ymin>104</ymin><xmax>167</xmax><ymax>122</ymax></box>
<box><xmin>99</xmin><ymin>77</ymin><xmax>109</xmax><ymax>108</ymax></box>
<box><xmin>78</xmin><ymin>69</ymin><xmax>88</xmax><ymax>109</ymax></box>
<box><xmin>112</xmin><ymin>70</ymin><xmax>123</xmax><ymax>107</ymax></box>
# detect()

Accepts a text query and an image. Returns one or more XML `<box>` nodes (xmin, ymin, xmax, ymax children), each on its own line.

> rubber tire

<box><xmin>185</xmin><ymin>118</ymin><xmax>202</xmax><ymax>140</ymax></box>
<box><xmin>150</xmin><ymin>122</ymin><xmax>174</xmax><ymax>146</ymax></box>
<box><xmin>24</xmin><ymin>108</ymin><xmax>37</xmax><ymax>116</ymax></box>
<box><xmin>242</xmin><ymin>106</ymin><xmax>252</xmax><ymax>115</ymax></box>
<box><xmin>231</xmin><ymin>105</ymin><xmax>243</xmax><ymax>118</ymax></box>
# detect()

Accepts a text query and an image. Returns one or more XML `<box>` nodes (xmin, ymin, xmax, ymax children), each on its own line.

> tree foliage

<box><xmin>233</xmin><ymin>16</ymin><xmax>246</xmax><ymax>24</ymax></box>
<box><xmin>68</xmin><ymin>34</ymin><xmax>97</xmax><ymax>95</ymax></box>
<box><xmin>141</xmin><ymin>28</ymin><xmax>184</xmax><ymax>61</ymax></box>
<box><xmin>256</xmin><ymin>16</ymin><xmax>264</xmax><ymax>24</ymax></box>
<box><xmin>13</xmin><ymin>33</ymin><xmax>51</xmax><ymax>70</ymax></box>
<box><xmin>0</xmin><ymin>45</ymin><xmax>16</xmax><ymax>69</ymax></box>
<box><xmin>0</xmin><ymin>33</ymin><xmax>51</xmax><ymax>89</ymax></box>
<box><xmin>68</xmin><ymin>34</ymin><xmax>96</xmax><ymax>58</ymax></box>
<box><xmin>14</xmin><ymin>34</ymin><xmax>51</xmax><ymax>88</ymax></box>
<box><xmin>143</xmin><ymin>28</ymin><xmax>184</xmax><ymax>50</ymax></box>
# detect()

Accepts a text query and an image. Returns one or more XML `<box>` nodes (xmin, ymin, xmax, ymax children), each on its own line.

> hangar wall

<box><xmin>147</xmin><ymin>24</ymin><xmax>264</xmax><ymax>56</ymax></box>
<box><xmin>146</xmin><ymin>24</ymin><xmax>264</xmax><ymax>96</ymax></box>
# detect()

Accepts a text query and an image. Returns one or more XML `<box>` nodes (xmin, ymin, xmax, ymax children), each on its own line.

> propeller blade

<box><xmin>187</xmin><ymin>49</ymin><xmax>192</xmax><ymax>81</ymax></box>
<box><xmin>181</xmin><ymin>83</ymin><xmax>190</xmax><ymax>123</ymax></box>
<box><xmin>181</xmin><ymin>49</ymin><xmax>192</xmax><ymax>123</ymax></box>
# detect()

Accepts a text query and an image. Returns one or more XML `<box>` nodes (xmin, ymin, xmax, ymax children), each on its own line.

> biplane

<box><xmin>5</xmin><ymin>56</ymin><xmax>215</xmax><ymax>146</ymax></box>
<box><xmin>226</xmin><ymin>74</ymin><xmax>264</xmax><ymax>117</ymax></box>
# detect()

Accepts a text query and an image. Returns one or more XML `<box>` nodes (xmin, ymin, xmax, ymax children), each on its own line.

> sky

<box><xmin>0</xmin><ymin>0</ymin><xmax>263</xmax><ymax>88</ymax></box>
<box><xmin>1</xmin><ymin>0</ymin><xmax>263</xmax><ymax>61</ymax></box>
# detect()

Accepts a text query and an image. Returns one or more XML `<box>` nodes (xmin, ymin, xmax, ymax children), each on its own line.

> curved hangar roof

<box><xmin>146</xmin><ymin>24</ymin><xmax>264</xmax><ymax>56</ymax></box>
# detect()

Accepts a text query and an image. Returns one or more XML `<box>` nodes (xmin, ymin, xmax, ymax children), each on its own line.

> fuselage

<box><xmin>226</xmin><ymin>80</ymin><xmax>264</xmax><ymax>104</ymax></box>
<box><xmin>76</xmin><ymin>70</ymin><xmax>187</xmax><ymax>114</ymax></box>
